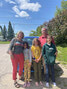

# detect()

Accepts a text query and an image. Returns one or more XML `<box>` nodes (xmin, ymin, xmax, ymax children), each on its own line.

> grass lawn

<box><xmin>0</xmin><ymin>41</ymin><xmax>10</xmax><ymax>44</ymax></box>
<box><xmin>56</xmin><ymin>44</ymin><xmax>67</xmax><ymax>64</ymax></box>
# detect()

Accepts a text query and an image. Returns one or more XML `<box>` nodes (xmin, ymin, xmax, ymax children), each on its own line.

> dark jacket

<box><xmin>42</xmin><ymin>42</ymin><xmax>56</xmax><ymax>64</ymax></box>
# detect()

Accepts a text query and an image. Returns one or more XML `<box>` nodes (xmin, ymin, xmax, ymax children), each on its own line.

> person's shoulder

<box><xmin>43</xmin><ymin>43</ymin><xmax>47</xmax><ymax>48</ymax></box>
<box><xmin>31</xmin><ymin>45</ymin><xmax>34</xmax><ymax>49</ymax></box>
<box><xmin>10</xmin><ymin>38</ymin><xmax>16</xmax><ymax>43</ymax></box>
<box><xmin>39</xmin><ymin>35</ymin><xmax>42</xmax><ymax>39</ymax></box>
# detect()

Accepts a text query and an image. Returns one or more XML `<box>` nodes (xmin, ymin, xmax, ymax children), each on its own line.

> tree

<box><xmin>2</xmin><ymin>25</ymin><xmax>7</xmax><ymax>39</ymax></box>
<box><xmin>7</xmin><ymin>21</ymin><xmax>14</xmax><ymax>40</ymax></box>
<box><xmin>0</xmin><ymin>26</ymin><xmax>2</xmax><ymax>36</ymax></box>
<box><xmin>55</xmin><ymin>0</ymin><xmax>67</xmax><ymax>16</ymax></box>
<box><xmin>29</xmin><ymin>30</ymin><xmax>37</xmax><ymax>36</ymax></box>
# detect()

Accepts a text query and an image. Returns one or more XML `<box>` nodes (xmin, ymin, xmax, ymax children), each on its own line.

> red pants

<box><xmin>11</xmin><ymin>53</ymin><xmax>24</xmax><ymax>80</ymax></box>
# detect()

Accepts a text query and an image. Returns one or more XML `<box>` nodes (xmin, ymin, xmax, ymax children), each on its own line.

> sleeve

<box><xmin>7</xmin><ymin>38</ymin><xmax>15</xmax><ymax>53</ymax></box>
<box><xmin>29</xmin><ymin>48</ymin><xmax>32</xmax><ymax>63</ymax></box>
<box><xmin>31</xmin><ymin>46</ymin><xmax>33</xmax><ymax>52</ymax></box>
<box><xmin>53</xmin><ymin>44</ymin><xmax>56</xmax><ymax>53</ymax></box>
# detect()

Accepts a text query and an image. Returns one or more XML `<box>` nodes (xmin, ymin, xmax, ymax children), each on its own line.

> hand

<box><xmin>29</xmin><ymin>62</ymin><xmax>31</xmax><ymax>66</ymax></box>
<box><xmin>10</xmin><ymin>54</ymin><xmax>14</xmax><ymax>59</ymax></box>
<box><xmin>55</xmin><ymin>52</ymin><xmax>58</xmax><ymax>57</ymax></box>
<box><xmin>9</xmin><ymin>51</ymin><xmax>14</xmax><ymax>59</ymax></box>
<box><xmin>36</xmin><ymin>59</ymin><xmax>39</xmax><ymax>63</ymax></box>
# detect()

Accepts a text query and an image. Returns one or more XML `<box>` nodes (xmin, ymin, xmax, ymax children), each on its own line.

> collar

<box><xmin>41</xmin><ymin>34</ymin><xmax>48</xmax><ymax>38</ymax></box>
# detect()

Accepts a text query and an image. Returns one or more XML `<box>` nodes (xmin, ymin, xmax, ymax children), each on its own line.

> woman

<box><xmin>8</xmin><ymin>31</ymin><xmax>24</xmax><ymax>88</ymax></box>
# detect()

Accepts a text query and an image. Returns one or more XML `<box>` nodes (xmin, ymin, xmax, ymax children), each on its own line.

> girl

<box><xmin>31</xmin><ymin>38</ymin><xmax>43</xmax><ymax>86</ymax></box>
<box><xmin>23</xmin><ymin>41</ymin><xmax>32</xmax><ymax>87</ymax></box>
<box><xmin>42</xmin><ymin>35</ymin><xmax>57</xmax><ymax>87</ymax></box>
<box><xmin>7</xmin><ymin>31</ymin><xmax>24</xmax><ymax>88</ymax></box>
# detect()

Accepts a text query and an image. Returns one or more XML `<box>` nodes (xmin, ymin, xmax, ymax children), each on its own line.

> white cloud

<box><xmin>0</xmin><ymin>2</ymin><xmax>3</xmax><ymax>7</ymax></box>
<box><xmin>5</xmin><ymin>0</ymin><xmax>16</xmax><ymax>4</ymax></box>
<box><xmin>16</xmin><ymin>0</ymin><xmax>41</xmax><ymax>12</ymax></box>
<box><xmin>12</xmin><ymin>6</ymin><xmax>29</xmax><ymax>17</ymax></box>
<box><xmin>5</xmin><ymin>0</ymin><xmax>41</xmax><ymax>18</ymax></box>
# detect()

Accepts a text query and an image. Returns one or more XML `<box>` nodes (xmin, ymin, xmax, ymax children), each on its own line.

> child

<box><xmin>31</xmin><ymin>38</ymin><xmax>43</xmax><ymax>86</ymax></box>
<box><xmin>23</xmin><ymin>42</ymin><xmax>32</xmax><ymax>87</ymax></box>
<box><xmin>42</xmin><ymin>35</ymin><xmax>57</xmax><ymax>87</ymax></box>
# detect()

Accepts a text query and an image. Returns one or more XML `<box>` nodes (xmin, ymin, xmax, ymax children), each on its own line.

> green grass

<box><xmin>56</xmin><ymin>44</ymin><xmax>67</xmax><ymax>64</ymax></box>
<box><xmin>0</xmin><ymin>41</ymin><xmax>10</xmax><ymax>44</ymax></box>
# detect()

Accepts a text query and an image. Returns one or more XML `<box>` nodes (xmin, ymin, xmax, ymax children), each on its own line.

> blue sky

<box><xmin>0</xmin><ymin>0</ymin><xmax>64</xmax><ymax>36</ymax></box>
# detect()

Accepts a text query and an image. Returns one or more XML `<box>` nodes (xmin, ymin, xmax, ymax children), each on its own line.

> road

<box><xmin>0</xmin><ymin>44</ymin><xmax>67</xmax><ymax>89</ymax></box>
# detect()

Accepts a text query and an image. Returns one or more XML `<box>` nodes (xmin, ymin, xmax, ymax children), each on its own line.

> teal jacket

<box><xmin>42</xmin><ymin>42</ymin><xmax>56</xmax><ymax>64</ymax></box>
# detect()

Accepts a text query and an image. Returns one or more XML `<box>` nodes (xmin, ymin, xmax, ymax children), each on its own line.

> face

<box><xmin>24</xmin><ymin>43</ymin><xmax>27</xmax><ymax>48</ymax></box>
<box><xmin>42</xmin><ymin>29</ymin><xmax>47</xmax><ymax>35</ymax></box>
<box><xmin>18</xmin><ymin>33</ymin><xmax>23</xmax><ymax>40</ymax></box>
<box><xmin>47</xmin><ymin>36</ymin><xmax>52</xmax><ymax>43</ymax></box>
<box><xmin>34</xmin><ymin>40</ymin><xmax>38</xmax><ymax>46</ymax></box>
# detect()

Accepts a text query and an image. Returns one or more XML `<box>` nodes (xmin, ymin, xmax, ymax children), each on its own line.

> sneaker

<box><xmin>46</xmin><ymin>82</ymin><xmax>49</xmax><ymax>87</ymax></box>
<box><xmin>35</xmin><ymin>82</ymin><xmax>39</xmax><ymax>86</ymax></box>
<box><xmin>23</xmin><ymin>83</ymin><xmax>27</xmax><ymax>88</ymax></box>
<box><xmin>27</xmin><ymin>82</ymin><xmax>30</xmax><ymax>87</ymax></box>
<box><xmin>53</xmin><ymin>82</ymin><xmax>56</xmax><ymax>86</ymax></box>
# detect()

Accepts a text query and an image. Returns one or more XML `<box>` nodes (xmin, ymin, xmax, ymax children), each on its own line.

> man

<box><xmin>39</xmin><ymin>27</ymin><xmax>57</xmax><ymax>74</ymax></box>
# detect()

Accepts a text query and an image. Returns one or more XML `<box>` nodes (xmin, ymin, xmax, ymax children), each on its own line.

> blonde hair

<box><xmin>32</xmin><ymin>38</ymin><xmax>41</xmax><ymax>48</ymax></box>
<box><xmin>17</xmin><ymin>31</ymin><xmax>24</xmax><ymax>38</ymax></box>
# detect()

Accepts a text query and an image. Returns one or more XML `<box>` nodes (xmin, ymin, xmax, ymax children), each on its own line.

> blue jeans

<box><xmin>45</xmin><ymin>64</ymin><xmax>55</xmax><ymax>82</ymax></box>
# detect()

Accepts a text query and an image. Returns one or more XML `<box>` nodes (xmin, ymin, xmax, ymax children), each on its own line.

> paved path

<box><xmin>0</xmin><ymin>44</ymin><xmax>67</xmax><ymax>89</ymax></box>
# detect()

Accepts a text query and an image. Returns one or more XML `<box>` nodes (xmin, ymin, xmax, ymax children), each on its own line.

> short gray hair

<box><xmin>41</xmin><ymin>26</ymin><xmax>48</xmax><ymax>31</ymax></box>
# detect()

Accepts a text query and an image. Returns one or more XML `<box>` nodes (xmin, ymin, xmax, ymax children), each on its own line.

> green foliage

<box><xmin>48</xmin><ymin>10</ymin><xmax>67</xmax><ymax>44</ymax></box>
<box><xmin>2</xmin><ymin>25</ymin><xmax>7</xmax><ymax>39</ymax></box>
<box><xmin>7</xmin><ymin>21</ymin><xmax>15</xmax><ymax>40</ymax></box>
<box><xmin>55</xmin><ymin>0</ymin><xmax>67</xmax><ymax>16</ymax></box>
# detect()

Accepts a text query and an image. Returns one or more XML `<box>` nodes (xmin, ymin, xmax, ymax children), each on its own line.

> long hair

<box><xmin>32</xmin><ymin>38</ymin><xmax>41</xmax><ymax>48</ymax></box>
<box><xmin>16</xmin><ymin>31</ymin><xmax>24</xmax><ymax>39</ymax></box>
<box><xmin>23</xmin><ymin>41</ymin><xmax>30</xmax><ymax>49</ymax></box>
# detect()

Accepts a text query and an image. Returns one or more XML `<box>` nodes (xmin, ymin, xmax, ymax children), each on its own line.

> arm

<box><xmin>29</xmin><ymin>48</ymin><xmax>32</xmax><ymax>63</ymax></box>
<box><xmin>7</xmin><ymin>38</ymin><xmax>15</xmax><ymax>56</ymax></box>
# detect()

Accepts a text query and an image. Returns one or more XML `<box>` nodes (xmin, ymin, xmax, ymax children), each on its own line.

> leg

<box><xmin>45</xmin><ymin>64</ymin><xmax>49</xmax><ymax>82</ymax></box>
<box><xmin>38</xmin><ymin>61</ymin><xmax>42</xmax><ymax>82</ymax></box>
<box><xmin>50</xmin><ymin>64</ymin><xmax>55</xmax><ymax>82</ymax></box>
<box><xmin>18</xmin><ymin>53</ymin><xmax>24</xmax><ymax>77</ymax></box>
<box><xmin>33</xmin><ymin>61</ymin><xmax>38</xmax><ymax>82</ymax></box>
<box><xmin>27</xmin><ymin>61</ymin><xmax>31</xmax><ymax>82</ymax></box>
<box><xmin>42</xmin><ymin>58</ymin><xmax>46</xmax><ymax>74</ymax></box>
<box><xmin>38</xmin><ymin>61</ymin><xmax>43</xmax><ymax>85</ymax></box>
<box><xmin>24</xmin><ymin>60</ymin><xmax>28</xmax><ymax>82</ymax></box>
<box><xmin>11</xmin><ymin>54</ymin><xmax>18</xmax><ymax>80</ymax></box>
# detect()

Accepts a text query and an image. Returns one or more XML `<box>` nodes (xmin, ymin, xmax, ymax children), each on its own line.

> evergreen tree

<box><xmin>7</xmin><ymin>21</ymin><xmax>14</xmax><ymax>40</ymax></box>
<box><xmin>0</xmin><ymin>26</ymin><xmax>2</xmax><ymax>36</ymax></box>
<box><xmin>2</xmin><ymin>25</ymin><xmax>7</xmax><ymax>39</ymax></box>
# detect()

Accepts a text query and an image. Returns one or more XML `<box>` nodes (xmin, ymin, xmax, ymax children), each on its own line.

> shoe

<box><xmin>27</xmin><ymin>82</ymin><xmax>30</xmax><ymax>87</ymax></box>
<box><xmin>40</xmin><ymin>81</ymin><xmax>43</xmax><ymax>86</ymax></box>
<box><xmin>35</xmin><ymin>82</ymin><xmax>39</xmax><ymax>86</ymax></box>
<box><xmin>23</xmin><ymin>83</ymin><xmax>27</xmax><ymax>88</ymax></box>
<box><xmin>46</xmin><ymin>82</ymin><xmax>49</xmax><ymax>87</ymax></box>
<box><xmin>53</xmin><ymin>82</ymin><xmax>56</xmax><ymax>86</ymax></box>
